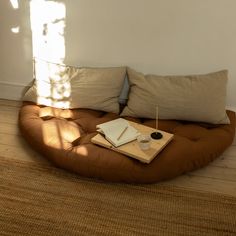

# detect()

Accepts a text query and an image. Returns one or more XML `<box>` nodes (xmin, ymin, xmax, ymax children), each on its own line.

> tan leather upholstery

<box><xmin>19</xmin><ymin>103</ymin><xmax>236</xmax><ymax>183</ymax></box>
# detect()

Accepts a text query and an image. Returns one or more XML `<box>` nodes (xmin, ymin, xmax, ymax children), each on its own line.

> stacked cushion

<box><xmin>19</xmin><ymin>61</ymin><xmax>236</xmax><ymax>183</ymax></box>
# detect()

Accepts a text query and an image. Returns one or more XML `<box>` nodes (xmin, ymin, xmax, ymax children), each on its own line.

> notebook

<box><xmin>96</xmin><ymin>118</ymin><xmax>140</xmax><ymax>147</ymax></box>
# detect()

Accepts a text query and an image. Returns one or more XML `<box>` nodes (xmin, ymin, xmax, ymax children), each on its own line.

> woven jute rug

<box><xmin>0</xmin><ymin>158</ymin><xmax>236</xmax><ymax>236</ymax></box>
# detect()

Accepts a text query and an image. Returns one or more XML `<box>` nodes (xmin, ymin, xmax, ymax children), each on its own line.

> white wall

<box><xmin>0</xmin><ymin>0</ymin><xmax>32</xmax><ymax>99</ymax></box>
<box><xmin>0</xmin><ymin>0</ymin><xmax>236</xmax><ymax>110</ymax></box>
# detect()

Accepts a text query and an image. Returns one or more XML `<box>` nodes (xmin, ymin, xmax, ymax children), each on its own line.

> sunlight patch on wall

<box><xmin>9</xmin><ymin>0</ymin><xmax>20</xmax><ymax>33</ymax></box>
<box><xmin>10</xmin><ymin>0</ymin><xmax>19</xmax><ymax>9</ymax></box>
<box><xmin>30</xmin><ymin>0</ymin><xmax>66</xmax><ymax>63</ymax></box>
<box><xmin>30</xmin><ymin>0</ymin><xmax>71</xmax><ymax>108</ymax></box>
<box><xmin>11</xmin><ymin>26</ymin><xmax>20</xmax><ymax>34</ymax></box>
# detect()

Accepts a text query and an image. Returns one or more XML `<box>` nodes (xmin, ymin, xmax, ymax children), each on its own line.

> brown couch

<box><xmin>18</xmin><ymin>103</ymin><xmax>235</xmax><ymax>183</ymax></box>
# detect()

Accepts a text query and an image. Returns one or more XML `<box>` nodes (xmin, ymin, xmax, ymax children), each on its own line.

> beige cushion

<box><xmin>121</xmin><ymin>68</ymin><xmax>229</xmax><ymax>124</ymax></box>
<box><xmin>23</xmin><ymin>59</ymin><xmax>126</xmax><ymax>113</ymax></box>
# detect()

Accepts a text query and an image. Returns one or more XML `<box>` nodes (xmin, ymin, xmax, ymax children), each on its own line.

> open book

<box><xmin>96</xmin><ymin>118</ymin><xmax>140</xmax><ymax>147</ymax></box>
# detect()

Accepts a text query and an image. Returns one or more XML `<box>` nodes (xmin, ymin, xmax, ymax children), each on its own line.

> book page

<box><xmin>97</xmin><ymin>118</ymin><xmax>139</xmax><ymax>147</ymax></box>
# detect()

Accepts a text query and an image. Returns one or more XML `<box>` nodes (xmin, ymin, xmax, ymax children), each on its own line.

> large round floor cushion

<box><xmin>19</xmin><ymin>103</ymin><xmax>236</xmax><ymax>183</ymax></box>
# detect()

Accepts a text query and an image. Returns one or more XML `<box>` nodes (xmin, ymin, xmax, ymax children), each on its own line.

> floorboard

<box><xmin>0</xmin><ymin>122</ymin><xmax>20</xmax><ymax>135</ymax></box>
<box><xmin>0</xmin><ymin>99</ymin><xmax>21</xmax><ymax>107</ymax></box>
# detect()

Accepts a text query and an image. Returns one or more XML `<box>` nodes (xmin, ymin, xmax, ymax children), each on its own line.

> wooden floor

<box><xmin>1</xmin><ymin>99</ymin><xmax>236</xmax><ymax>197</ymax></box>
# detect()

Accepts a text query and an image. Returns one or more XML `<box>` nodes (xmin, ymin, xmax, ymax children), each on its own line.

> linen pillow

<box><xmin>23</xmin><ymin>59</ymin><xmax>126</xmax><ymax>113</ymax></box>
<box><xmin>121</xmin><ymin>68</ymin><xmax>230</xmax><ymax>124</ymax></box>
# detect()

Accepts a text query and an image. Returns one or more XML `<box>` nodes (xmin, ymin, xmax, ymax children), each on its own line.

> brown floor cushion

<box><xmin>18</xmin><ymin>103</ymin><xmax>236</xmax><ymax>183</ymax></box>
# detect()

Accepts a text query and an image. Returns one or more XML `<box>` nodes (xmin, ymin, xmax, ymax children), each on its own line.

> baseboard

<box><xmin>0</xmin><ymin>81</ymin><xmax>29</xmax><ymax>101</ymax></box>
<box><xmin>226</xmin><ymin>106</ymin><xmax>236</xmax><ymax>112</ymax></box>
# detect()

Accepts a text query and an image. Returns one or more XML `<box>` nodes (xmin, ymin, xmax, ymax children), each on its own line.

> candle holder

<box><xmin>151</xmin><ymin>131</ymin><xmax>163</xmax><ymax>139</ymax></box>
<box><xmin>151</xmin><ymin>106</ymin><xmax>163</xmax><ymax>140</ymax></box>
